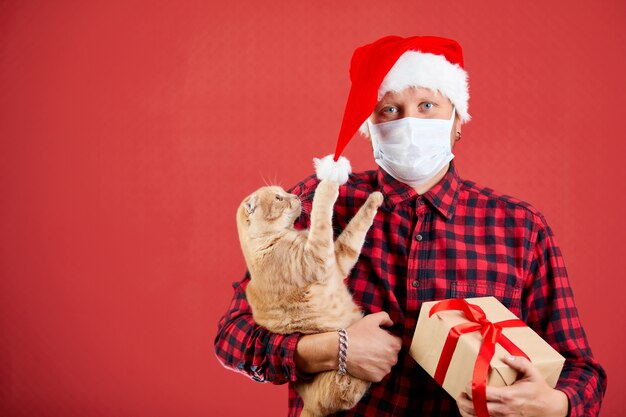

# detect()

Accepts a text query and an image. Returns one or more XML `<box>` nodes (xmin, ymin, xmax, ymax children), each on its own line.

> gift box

<box><xmin>409</xmin><ymin>297</ymin><xmax>565</xmax><ymax>416</ymax></box>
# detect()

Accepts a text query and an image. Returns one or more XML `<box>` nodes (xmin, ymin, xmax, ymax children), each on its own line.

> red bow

<box><xmin>429</xmin><ymin>299</ymin><xmax>529</xmax><ymax>417</ymax></box>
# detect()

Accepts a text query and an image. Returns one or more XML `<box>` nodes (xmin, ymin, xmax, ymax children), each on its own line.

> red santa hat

<box><xmin>314</xmin><ymin>35</ymin><xmax>470</xmax><ymax>184</ymax></box>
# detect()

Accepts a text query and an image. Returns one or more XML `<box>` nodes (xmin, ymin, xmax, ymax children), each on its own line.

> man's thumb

<box><xmin>503</xmin><ymin>355</ymin><xmax>535</xmax><ymax>378</ymax></box>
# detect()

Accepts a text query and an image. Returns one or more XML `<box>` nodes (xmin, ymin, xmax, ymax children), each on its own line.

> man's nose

<box><xmin>403</xmin><ymin>106</ymin><xmax>423</xmax><ymax>119</ymax></box>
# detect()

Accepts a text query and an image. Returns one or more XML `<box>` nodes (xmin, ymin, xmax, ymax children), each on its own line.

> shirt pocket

<box><xmin>448</xmin><ymin>280</ymin><xmax>522</xmax><ymax>316</ymax></box>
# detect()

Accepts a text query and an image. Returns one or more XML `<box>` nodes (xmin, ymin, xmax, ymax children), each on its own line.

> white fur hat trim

<box><xmin>314</xmin><ymin>155</ymin><xmax>352</xmax><ymax>185</ymax></box>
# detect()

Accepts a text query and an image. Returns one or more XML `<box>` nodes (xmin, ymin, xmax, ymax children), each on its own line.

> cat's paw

<box><xmin>317</xmin><ymin>179</ymin><xmax>340</xmax><ymax>200</ymax></box>
<box><xmin>367</xmin><ymin>191</ymin><xmax>384</xmax><ymax>208</ymax></box>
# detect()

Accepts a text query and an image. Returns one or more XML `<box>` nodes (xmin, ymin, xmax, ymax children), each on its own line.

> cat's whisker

<box><xmin>259</xmin><ymin>171</ymin><xmax>271</xmax><ymax>187</ymax></box>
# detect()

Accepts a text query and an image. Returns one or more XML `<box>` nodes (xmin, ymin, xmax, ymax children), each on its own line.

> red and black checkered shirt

<box><xmin>214</xmin><ymin>160</ymin><xmax>606</xmax><ymax>416</ymax></box>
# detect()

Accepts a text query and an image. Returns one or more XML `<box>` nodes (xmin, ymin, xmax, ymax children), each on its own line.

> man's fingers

<box><xmin>484</xmin><ymin>385</ymin><xmax>509</xmax><ymax>402</ymax></box>
<box><xmin>462</xmin><ymin>387</ymin><xmax>514</xmax><ymax>417</ymax></box>
<box><xmin>456</xmin><ymin>392</ymin><xmax>477</xmax><ymax>416</ymax></box>
<box><xmin>370</xmin><ymin>311</ymin><xmax>393</xmax><ymax>327</ymax></box>
<box><xmin>466</xmin><ymin>381</ymin><xmax>513</xmax><ymax>403</ymax></box>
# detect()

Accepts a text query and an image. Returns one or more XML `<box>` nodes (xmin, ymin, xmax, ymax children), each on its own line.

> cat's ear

<box><xmin>243</xmin><ymin>195</ymin><xmax>258</xmax><ymax>216</ymax></box>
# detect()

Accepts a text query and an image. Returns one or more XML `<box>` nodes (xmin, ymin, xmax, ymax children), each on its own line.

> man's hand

<box><xmin>345</xmin><ymin>312</ymin><xmax>403</xmax><ymax>382</ymax></box>
<box><xmin>456</xmin><ymin>355</ymin><xmax>569</xmax><ymax>417</ymax></box>
<box><xmin>294</xmin><ymin>311</ymin><xmax>402</xmax><ymax>382</ymax></box>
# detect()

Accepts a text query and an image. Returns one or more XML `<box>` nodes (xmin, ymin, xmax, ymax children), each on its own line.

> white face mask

<box><xmin>368</xmin><ymin>109</ymin><xmax>456</xmax><ymax>186</ymax></box>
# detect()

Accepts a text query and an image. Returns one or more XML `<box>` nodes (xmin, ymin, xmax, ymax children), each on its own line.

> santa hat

<box><xmin>314</xmin><ymin>35</ymin><xmax>470</xmax><ymax>184</ymax></box>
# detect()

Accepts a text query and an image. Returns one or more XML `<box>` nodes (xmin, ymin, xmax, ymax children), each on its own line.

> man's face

<box><xmin>369</xmin><ymin>87</ymin><xmax>460</xmax><ymax>149</ymax></box>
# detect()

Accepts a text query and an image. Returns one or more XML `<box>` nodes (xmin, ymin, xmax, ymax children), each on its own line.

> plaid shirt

<box><xmin>214</xmin><ymin>160</ymin><xmax>606</xmax><ymax>417</ymax></box>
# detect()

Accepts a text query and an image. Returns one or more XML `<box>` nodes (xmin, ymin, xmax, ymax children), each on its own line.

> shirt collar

<box><xmin>376</xmin><ymin>160</ymin><xmax>461</xmax><ymax>220</ymax></box>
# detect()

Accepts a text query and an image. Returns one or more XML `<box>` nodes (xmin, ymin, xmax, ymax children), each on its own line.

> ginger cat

<box><xmin>236</xmin><ymin>179</ymin><xmax>383</xmax><ymax>417</ymax></box>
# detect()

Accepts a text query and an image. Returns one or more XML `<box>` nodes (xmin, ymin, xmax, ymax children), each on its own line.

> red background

<box><xmin>1</xmin><ymin>1</ymin><xmax>624</xmax><ymax>416</ymax></box>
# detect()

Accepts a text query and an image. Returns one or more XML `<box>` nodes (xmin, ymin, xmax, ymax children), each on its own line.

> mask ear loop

<box><xmin>367</xmin><ymin>119</ymin><xmax>382</xmax><ymax>159</ymax></box>
<box><xmin>448</xmin><ymin>107</ymin><xmax>457</xmax><ymax>140</ymax></box>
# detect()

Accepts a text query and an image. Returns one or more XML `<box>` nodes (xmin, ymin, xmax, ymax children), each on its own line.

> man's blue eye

<box><xmin>384</xmin><ymin>106</ymin><xmax>398</xmax><ymax>113</ymax></box>
<box><xmin>422</xmin><ymin>103</ymin><xmax>433</xmax><ymax>110</ymax></box>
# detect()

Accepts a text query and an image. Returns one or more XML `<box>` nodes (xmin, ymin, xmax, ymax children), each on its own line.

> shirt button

<box><xmin>412</xmin><ymin>280</ymin><xmax>420</xmax><ymax>288</ymax></box>
<box><xmin>415</xmin><ymin>234</ymin><xmax>423</xmax><ymax>241</ymax></box>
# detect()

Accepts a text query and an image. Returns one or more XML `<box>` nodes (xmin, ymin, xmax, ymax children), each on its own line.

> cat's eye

<box><xmin>275</xmin><ymin>195</ymin><xmax>284</xmax><ymax>201</ymax></box>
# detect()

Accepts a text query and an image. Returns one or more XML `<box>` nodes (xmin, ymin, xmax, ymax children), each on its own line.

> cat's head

<box><xmin>237</xmin><ymin>186</ymin><xmax>302</xmax><ymax>235</ymax></box>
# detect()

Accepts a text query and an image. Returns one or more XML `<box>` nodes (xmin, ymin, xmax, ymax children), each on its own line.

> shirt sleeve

<box><xmin>213</xmin><ymin>273</ymin><xmax>303</xmax><ymax>384</ymax></box>
<box><xmin>522</xmin><ymin>213</ymin><xmax>607</xmax><ymax>417</ymax></box>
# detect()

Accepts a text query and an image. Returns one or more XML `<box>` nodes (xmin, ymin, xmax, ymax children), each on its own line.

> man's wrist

<box><xmin>547</xmin><ymin>388</ymin><xmax>569</xmax><ymax>417</ymax></box>
<box><xmin>294</xmin><ymin>332</ymin><xmax>338</xmax><ymax>374</ymax></box>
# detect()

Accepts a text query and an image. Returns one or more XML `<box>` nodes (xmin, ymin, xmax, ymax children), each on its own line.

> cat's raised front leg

<box><xmin>334</xmin><ymin>191</ymin><xmax>383</xmax><ymax>277</ymax></box>
<box><xmin>303</xmin><ymin>180</ymin><xmax>339</xmax><ymax>279</ymax></box>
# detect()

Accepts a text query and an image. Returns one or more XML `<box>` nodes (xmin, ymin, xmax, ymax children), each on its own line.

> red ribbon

<box><xmin>429</xmin><ymin>299</ymin><xmax>529</xmax><ymax>417</ymax></box>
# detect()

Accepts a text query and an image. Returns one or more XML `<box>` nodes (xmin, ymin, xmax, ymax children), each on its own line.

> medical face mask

<box><xmin>368</xmin><ymin>109</ymin><xmax>456</xmax><ymax>186</ymax></box>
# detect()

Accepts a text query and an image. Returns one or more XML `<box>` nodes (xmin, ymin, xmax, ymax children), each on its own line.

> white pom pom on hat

<box><xmin>314</xmin><ymin>155</ymin><xmax>352</xmax><ymax>184</ymax></box>
<box><xmin>315</xmin><ymin>35</ymin><xmax>470</xmax><ymax>184</ymax></box>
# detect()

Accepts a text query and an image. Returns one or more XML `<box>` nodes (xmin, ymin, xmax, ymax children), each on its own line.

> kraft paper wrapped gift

<box><xmin>410</xmin><ymin>297</ymin><xmax>565</xmax><ymax>403</ymax></box>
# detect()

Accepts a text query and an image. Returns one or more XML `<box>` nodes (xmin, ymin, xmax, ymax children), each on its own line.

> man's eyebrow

<box><xmin>415</xmin><ymin>93</ymin><xmax>441</xmax><ymax>101</ymax></box>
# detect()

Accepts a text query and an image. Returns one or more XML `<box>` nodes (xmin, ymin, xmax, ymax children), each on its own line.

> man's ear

<box><xmin>244</xmin><ymin>195</ymin><xmax>257</xmax><ymax>216</ymax></box>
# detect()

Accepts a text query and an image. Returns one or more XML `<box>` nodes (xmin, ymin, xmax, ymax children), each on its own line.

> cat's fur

<box><xmin>236</xmin><ymin>179</ymin><xmax>383</xmax><ymax>417</ymax></box>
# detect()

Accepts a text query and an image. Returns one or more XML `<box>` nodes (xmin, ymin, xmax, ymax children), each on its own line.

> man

<box><xmin>214</xmin><ymin>35</ymin><xmax>606</xmax><ymax>416</ymax></box>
